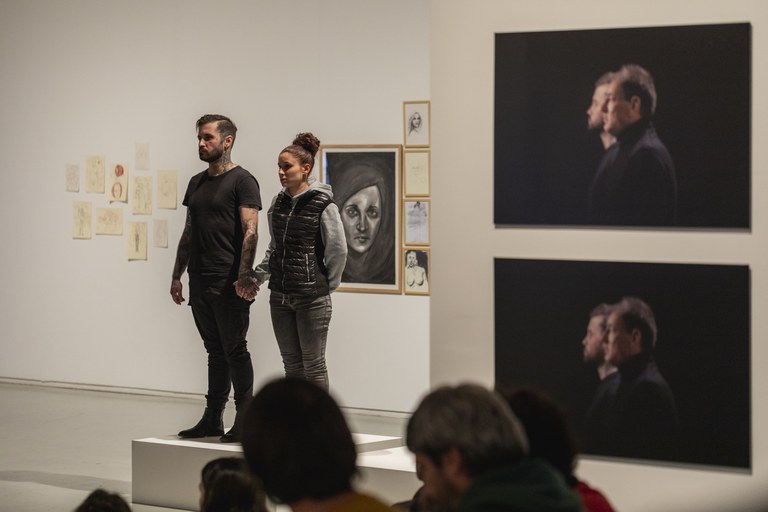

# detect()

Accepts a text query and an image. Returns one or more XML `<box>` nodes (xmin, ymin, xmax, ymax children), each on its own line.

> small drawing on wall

<box><xmin>403</xmin><ymin>101</ymin><xmax>430</xmax><ymax>147</ymax></box>
<box><xmin>132</xmin><ymin>176</ymin><xmax>152</xmax><ymax>215</ymax></box>
<box><xmin>73</xmin><ymin>201</ymin><xmax>92</xmax><ymax>240</ymax></box>
<box><xmin>154</xmin><ymin>219</ymin><xmax>168</xmax><ymax>248</ymax></box>
<box><xmin>95</xmin><ymin>208</ymin><xmax>123</xmax><ymax>235</ymax></box>
<box><xmin>404</xmin><ymin>199</ymin><xmax>430</xmax><ymax>245</ymax></box>
<box><xmin>403</xmin><ymin>248</ymin><xmax>429</xmax><ymax>295</ymax></box>
<box><xmin>66</xmin><ymin>164</ymin><xmax>80</xmax><ymax>192</ymax></box>
<box><xmin>85</xmin><ymin>155</ymin><xmax>105</xmax><ymax>194</ymax></box>
<box><xmin>135</xmin><ymin>142</ymin><xmax>150</xmax><ymax>171</ymax></box>
<box><xmin>404</xmin><ymin>150</ymin><xmax>430</xmax><ymax>196</ymax></box>
<box><xmin>107</xmin><ymin>163</ymin><xmax>129</xmax><ymax>203</ymax></box>
<box><xmin>157</xmin><ymin>170</ymin><xmax>177</xmax><ymax>210</ymax></box>
<box><xmin>127</xmin><ymin>221</ymin><xmax>148</xmax><ymax>261</ymax></box>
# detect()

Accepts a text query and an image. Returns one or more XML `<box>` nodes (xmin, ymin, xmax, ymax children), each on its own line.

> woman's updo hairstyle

<box><xmin>282</xmin><ymin>132</ymin><xmax>321</xmax><ymax>171</ymax></box>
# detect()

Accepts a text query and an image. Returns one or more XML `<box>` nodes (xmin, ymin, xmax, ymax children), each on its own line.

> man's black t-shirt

<box><xmin>183</xmin><ymin>166</ymin><xmax>262</xmax><ymax>284</ymax></box>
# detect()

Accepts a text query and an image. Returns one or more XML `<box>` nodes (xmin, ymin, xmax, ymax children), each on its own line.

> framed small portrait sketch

<box><xmin>403</xmin><ymin>248</ymin><xmax>430</xmax><ymax>295</ymax></box>
<box><xmin>403</xmin><ymin>100</ymin><xmax>431</xmax><ymax>147</ymax></box>
<box><xmin>403</xmin><ymin>149</ymin><xmax>430</xmax><ymax>196</ymax></box>
<box><xmin>403</xmin><ymin>199</ymin><xmax>430</xmax><ymax>245</ymax></box>
<box><xmin>319</xmin><ymin>145</ymin><xmax>402</xmax><ymax>294</ymax></box>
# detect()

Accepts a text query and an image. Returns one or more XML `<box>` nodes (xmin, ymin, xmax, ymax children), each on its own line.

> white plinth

<box><xmin>132</xmin><ymin>433</ymin><xmax>403</xmax><ymax>511</ymax></box>
<box><xmin>357</xmin><ymin>446</ymin><xmax>420</xmax><ymax>505</ymax></box>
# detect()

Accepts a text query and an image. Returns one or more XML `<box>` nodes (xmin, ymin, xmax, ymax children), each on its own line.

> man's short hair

<box><xmin>613</xmin><ymin>296</ymin><xmax>658</xmax><ymax>351</ymax></box>
<box><xmin>196</xmin><ymin>114</ymin><xmax>237</xmax><ymax>144</ymax></box>
<box><xmin>594</xmin><ymin>71</ymin><xmax>614</xmax><ymax>87</ymax></box>
<box><xmin>589</xmin><ymin>303</ymin><xmax>611</xmax><ymax>332</ymax></box>
<box><xmin>406</xmin><ymin>383</ymin><xmax>528</xmax><ymax>477</ymax></box>
<box><xmin>241</xmin><ymin>378</ymin><xmax>356</xmax><ymax>504</ymax></box>
<box><xmin>615</xmin><ymin>64</ymin><xmax>657</xmax><ymax>118</ymax></box>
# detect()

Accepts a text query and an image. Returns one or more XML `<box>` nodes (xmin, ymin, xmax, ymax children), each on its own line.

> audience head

<box><xmin>242</xmin><ymin>378</ymin><xmax>357</xmax><ymax>505</ymax></box>
<box><xmin>74</xmin><ymin>489</ymin><xmax>131</xmax><ymax>512</ymax></box>
<box><xmin>406</xmin><ymin>383</ymin><xmax>529</xmax><ymax>509</ymax></box>
<box><xmin>199</xmin><ymin>457</ymin><xmax>266</xmax><ymax>512</ymax></box>
<box><xmin>500</xmin><ymin>387</ymin><xmax>579</xmax><ymax>482</ymax></box>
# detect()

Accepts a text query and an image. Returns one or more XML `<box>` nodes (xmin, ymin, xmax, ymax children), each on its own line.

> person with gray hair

<box><xmin>405</xmin><ymin>383</ymin><xmax>583</xmax><ymax>512</ymax></box>
<box><xmin>603</xmin><ymin>296</ymin><xmax>678</xmax><ymax>460</ymax></box>
<box><xmin>588</xmin><ymin>64</ymin><xmax>677</xmax><ymax>226</ymax></box>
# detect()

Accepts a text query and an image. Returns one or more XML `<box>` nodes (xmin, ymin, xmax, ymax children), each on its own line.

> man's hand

<box><xmin>170</xmin><ymin>279</ymin><xmax>186</xmax><ymax>305</ymax></box>
<box><xmin>234</xmin><ymin>273</ymin><xmax>260</xmax><ymax>301</ymax></box>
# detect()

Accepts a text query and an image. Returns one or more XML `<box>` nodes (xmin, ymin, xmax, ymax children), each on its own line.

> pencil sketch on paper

<box><xmin>157</xmin><ymin>170</ymin><xmax>177</xmax><ymax>209</ymax></box>
<box><xmin>404</xmin><ymin>151</ymin><xmax>430</xmax><ymax>196</ymax></box>
<box><xmin>154</xmin><ymin>219</ymin><xmax>168</xmax><ymax>248</ymax></box>
<box><xmin>95</xmin><ymin>208</ymin><xmax>123</xmax><ymax>235</ymax></box>
<box><xmin>405</xmin><ymin>200</ymin><xmax>430</xmax><ymax>245</ymax></box>
<box><xmin>85</xmin><ymin>155</ymin><xmax>105</xmax><ymax>194</ymax></box>
<box><xmin>132</xmin><ymin>176</ymin><xmax>152</xmax><ymax>215</ymax></box>
<box><xmin>127</xmin><ymin>221</ymin><xmax>148</xmax><ymax>260</ymax></box>
<box><xmin>66</xmin><ymin>164</ymin><xmax>80</xmax><ymax>192</ymax></box>
<box><xmin>135</xmin><ymin>142</ymin><xmax>150</xmax><ymax>171</ymax></box>
<box><xmin>107</xmin><ymin>163</ymin><xmax>129</xmax><ymax>203</ymax></box>
<box><xmin>73</xmin><ymin>201</ymin><xmax>92</xmax><ymax>239</ymax></box>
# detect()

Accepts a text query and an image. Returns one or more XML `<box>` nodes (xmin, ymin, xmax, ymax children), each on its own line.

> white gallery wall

<box><xmin>0</xmin><ymin>0</ymin><xmax>430</xmax><ymax>413</ymax></box>
<box><xmin>430</xmin><ymin>0</ymin><xmax>767</xmax><ymax>511</ymax></box>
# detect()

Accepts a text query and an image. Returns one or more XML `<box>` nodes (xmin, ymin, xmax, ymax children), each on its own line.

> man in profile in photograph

<box><xmin>170</xmin><ymin>114</ymin><xmax>262</xmax><ymax>443</ymax></box>
<box><xmin>603</xmin><ymin>297</ymin><xmax>678</xmax><ymax>460</ymax></box>
<box><xmin>586</xmin><ymin>72</ymin><xmax>617</xmax><ymax>151</ymax></box>
<box><xmin>588</xmin><ymin>64</ymin><xmax>677</xmax><ymax>226</ymax></box>
<box><xmin>581</xmin><ymin>303</ymin><xmax>619</xmax><ymax>454</ymax></box>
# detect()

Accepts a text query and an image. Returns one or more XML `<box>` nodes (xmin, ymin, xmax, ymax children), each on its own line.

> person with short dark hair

<box><xmin>199</xmin><ymin>457</ymin><xmax>266</xmax><ymax>512</ymax></box>
<box><xmin>586</xmin><ymin>72</ymin><xmax>617</xmax><ymax>151</ymax></box>
<box><xmin>171</xmin><ymin>114</ymin><xmax>262</xmax><ymax>443</ymax></box>
<box><xmin>603</xmin><ymin>296</ymin><xmax>678</xmax><ymax>460</ymax></box>
<box><xmin>503</xmin><ymin>387</ymin><xmax>616</xmax><ymax>512</ymax></box>
<box><xmin>241</xmin><ymin>378</ymin><xmax>395</xmax><ymax>512</ymax></box>
<box><xmin>406</xmin><ymin>383</ymin><xmax>582</xmax><ymax>512</ymax></box>
<box><xmin>74</xmin><ymin>489</ymin><xmax>131</xmax><ymax>512</ymax></box>
<box><xmin>589</xmin><ymin>64</ymin><xmax>677</xmax><ymax>226</ymax></box>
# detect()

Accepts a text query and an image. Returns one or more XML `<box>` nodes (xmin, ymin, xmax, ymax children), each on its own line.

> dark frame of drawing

<box><xmin>494</xmin><ymin>23</ymin><xmax>751</xmax><ymax>229</ymax></box>
<box><xmin>494</xmin><ymin>258</ymin><xmax>750</xmax><ymax>469</ymax></box>
<box><xmin>319</xmin><ymin>145</ymin><xmax>402</xmax><ymax>294</ymax></box>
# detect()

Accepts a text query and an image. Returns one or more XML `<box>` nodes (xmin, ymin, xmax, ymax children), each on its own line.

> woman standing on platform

<box><xmin>252</xmin><ymin>133</ymin><xmax>347</xmax><ymax>390</ymax></box>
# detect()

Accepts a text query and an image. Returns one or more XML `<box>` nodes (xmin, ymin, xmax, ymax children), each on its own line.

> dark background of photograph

<box><xmin>494</xmin><ymin>258</ymin><xmax>750</xmax><ymax>469</ymax></box>
<box><xmin>494</xmin><ymin>23</ymin><xmax>751</xmax><ymax>228</ymax></box>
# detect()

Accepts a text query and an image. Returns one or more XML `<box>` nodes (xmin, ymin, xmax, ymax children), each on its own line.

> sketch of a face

<box><xmin>406</xmin><ymin>251</ymin><xmax>418</xmax><ymax>267</ymax></box>
<box><xmin>111</xmin><ymin>182</ymin><xmax>122</xmax><ymax>199</ymax></box>
<box><xmin>409</xmin><ymin>112</ymin><xmax>422</xmax><ymax>134</ymax></box>
<box><xmin>341</xmin><ymin>185</ymin><xmax>381</xmax><ymax>254</ymax></box>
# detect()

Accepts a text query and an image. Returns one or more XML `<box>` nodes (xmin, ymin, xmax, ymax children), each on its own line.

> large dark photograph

<box><xmin>494</xmin><ymin>258</ymin><xmax>750</xmax><ymax>469</ymax></box>
<box><xmin>494</xmin><ymin>23</ymin><xmax>751</xmax><ymax>228</ymax></box>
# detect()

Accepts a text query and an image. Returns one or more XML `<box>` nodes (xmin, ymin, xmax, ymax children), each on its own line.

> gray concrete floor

<box><xmin>0</xmin><ymin>381</ymin><xmax>407</xmax><ymax>511</ymax></box>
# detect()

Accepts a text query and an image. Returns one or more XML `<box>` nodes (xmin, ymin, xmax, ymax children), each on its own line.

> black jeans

<box><xmin>189</xmin><ymin>276</ymin><xmax>254</xmax><ymax>410</ymax></box>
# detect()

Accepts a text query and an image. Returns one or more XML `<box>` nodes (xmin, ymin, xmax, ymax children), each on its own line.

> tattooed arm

<box><xmin>234</xmin><ymin>206</ymin><xmax>259</xmax><ymax>300</ymax></box>
<box><xmin>170</xmin><ymin>209</ymin><xmax>192</xmax><ymax>305</ymax></box>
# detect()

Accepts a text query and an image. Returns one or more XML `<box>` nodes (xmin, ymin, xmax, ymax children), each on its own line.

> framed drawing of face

<box><xmin>404</xmin><ymin>100</ymin><xmax>431</xmax><ymax>148</ymax></box>
<box><xmin>320</xmin><ymin>145</ymin><xmax>402</xmax><ymax>293</ymax></box>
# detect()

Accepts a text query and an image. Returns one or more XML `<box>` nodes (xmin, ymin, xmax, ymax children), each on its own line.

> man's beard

<box><xmin>418</xmin><ymin>475</ymin><xmax>462</xmax><ymax>512</ymax></box>
<box><xmin>199</xmin><ymin>147</ymin><xmax>224</xmax><ymax>163</ymax></box>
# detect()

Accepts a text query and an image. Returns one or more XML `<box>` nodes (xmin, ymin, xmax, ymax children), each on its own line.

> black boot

<box><xmin>178</xmin><ymin>407</ymin><xmax>224</xmax><ymax>438</ymax></box>
<box><xmin>219</xmin><ymin>407</ymin><xmax>245</xmax><ymax>443</ymax></box>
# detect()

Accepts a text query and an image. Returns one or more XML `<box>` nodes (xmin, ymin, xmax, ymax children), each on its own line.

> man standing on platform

<box><xmin>170</xmin><ymin>114</ymin><xmax>262</xmax><ymax>443</ymax></box>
